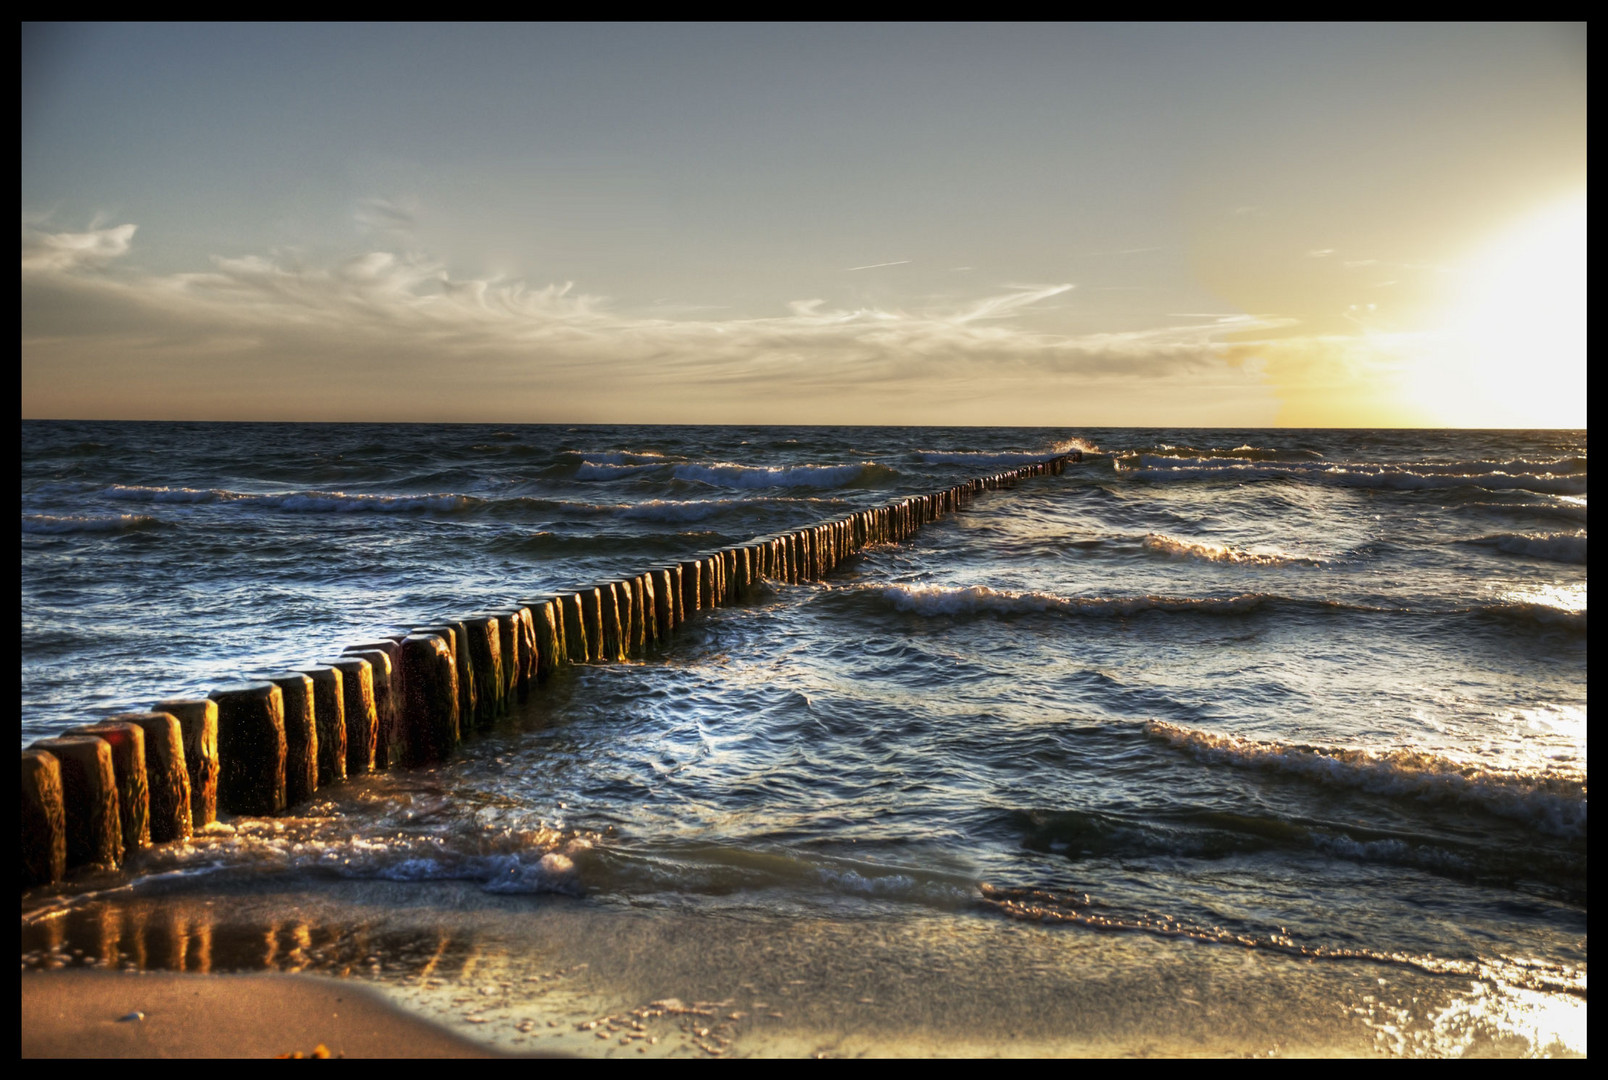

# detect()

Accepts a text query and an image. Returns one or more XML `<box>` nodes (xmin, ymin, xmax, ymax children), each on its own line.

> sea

<box><xmin>20</xmin><ymin>422</ymin><xmax>1587</xmax><ymax>1057</ymax></box>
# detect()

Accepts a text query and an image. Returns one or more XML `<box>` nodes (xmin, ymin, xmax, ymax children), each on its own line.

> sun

<box><xmin>1411</xmin><ymin>192</ymin><xmax>1586</xmax><ymax>428</ymax></box>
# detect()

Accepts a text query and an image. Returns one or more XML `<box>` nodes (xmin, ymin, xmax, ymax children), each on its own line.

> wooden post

<box><xmin>27</xmin><ymin>736</ymin><xmax>119</xmax><ymax>870</ymax></box>
<box><xmin>342</xmin><ymin>641</ymin><xmax>403</xmax><ymax>768</ymax></box>
<box><xmin>64</xmin><ymin>721</ymin><xmax>150</xmax><ymax>858</ymax></box>
<box><xmin>328</xmin><ymin>656</ymin><xmax>377</xmax><ymax>775</ymax></box>
<box><xmin>297</xmin><ymin>665</ymin><xmax>346</xmax><ymax>786</ymax></box>
<box><xmin>458</xmin><ymin>615</ymin><xmax>505</xmax><ymax>724</ymax></box>
<box><xmin>21</xmin><ymin>749</ymin><xmax>67</xmax><ymax>887</ymax></box>
<box><xmin>264</xmin><ymin>674</ymin><xmax>318</xmax><ymax>805</ymax></box>
<box><xmin>120</xmin><ymin>713</ymin><xmax>192</xmax><ymax>844</ymax></box>
<box><xmin>399</xmin><ymin>633</ymin><xmax>459</xmax><ymax>765</ymax></box>
<box><xmin>153</xmin><ymin>699</ymin><xmax>218</xmax><ymax>828</ymax></box>
<box><xmin>561</xmin><ymin>594</ymin><xmax>589</xmax><ymax>663</ymax></box>
<box><xmin>208</xmin><ymin>681</ymin><xmax>288</xmax><ymax>816</ymax></box>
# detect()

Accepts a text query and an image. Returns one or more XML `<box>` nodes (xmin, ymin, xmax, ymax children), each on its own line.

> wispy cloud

<box><xmin>21</xmin><ymin>221</ymin><xmax>1284</xmax><ymax>422</ymax></box>
<box><xmin>21</xmin><ymin>223</ymin><xmax>136</xmax><ymax>272</ymax></box>
<box><xmin>843</xmin><ymin>259</ymin><xmax>912</xmax><ymax>272</ymax></box>
<box><xmin>354</xmin><ymin>196</ymin><xmax>418</xmax><ymax>237</ymax></box>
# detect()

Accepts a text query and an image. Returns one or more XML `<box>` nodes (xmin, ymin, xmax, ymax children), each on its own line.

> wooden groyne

<box><xmin>21</xmin><ymin>457</ymin><xmax>1074</xmax><ymax>887</ymax></box>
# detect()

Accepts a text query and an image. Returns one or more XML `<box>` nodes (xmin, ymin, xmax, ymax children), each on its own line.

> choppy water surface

<box><xmin>20</xmin><ymin>423</ymin><xmax>1587</xmax><ymax>1056</ymax></box>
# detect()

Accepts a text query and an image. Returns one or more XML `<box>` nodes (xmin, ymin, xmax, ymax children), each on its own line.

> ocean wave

<box><xmin>1461</xmin><ymin>500</ymin><xmax>1590</xmax><ymax>524</ymax></box>
<box><xmin>22</xmin><ymin>513</ymin><xmax>162</xmax><ymax>535</ymax></box>
<box><xmin>1116</xmin><ymin>460</ymin><xmax>1587</xmax><ymax>495</ymax></box>
<box><xmin>569</xmin><ymin>449</ymin><xmax>668</xmax><ymax>465</ymax></box>
<box><xmin>1475</xmin><ymin>602</ymin><xmax>1586</xmax><ymax>633</ymax></box>
<box><xmin>917</xmin><ymin>450</ymin><xmax>1066</xmax><ymax>467</ymax></box>
<box><xmin>865</xmin><ymin>583</ymin><xmax>1276</xmax><ymax>618</ymax></box>
<box><xmin>1464</xmin><ymin>531</ymin><xmax>1586</xmax><ymax>565</ymax></box>
<box><xmin>573</xmin><ymin>461</ymin><xmax>666</xmax><ymax>481</ymax></box>
<box><xmin>1142</xmin><ymin>533</ymin><xmax>1327</xmax><ymax>567</ymax></box>
<box><xmin>1143</xmin><ymin>721</ymin><xmax>1587</xmax><ymax>839</ymax></box>
<box><xmin>273</xmin><ymin>491</ymin><xmax>474</xmax><ymax>513</ymax></box>
<box><xmin>673</xmin><ymin>462</ymin><xmax>889</xmax><ymax>489</ymax></box>
<box><xmin>102</xmin><ymin>484</ymin><xmax>222</xmax><ymax>503</ymax></box>
<box><xmin>1134</xmin><ymin>444</ymin><xmax>1326</xmax><ymax>462</ymax></box>
<box><xmin>100</xmin><ymin>483</ymin><xmax>477</xmax><ymax>514</ymax></box>
<box><xmin>618</xmin><ymin>498</ymin><xmax>747</xmax><ymax>522</ymax></box>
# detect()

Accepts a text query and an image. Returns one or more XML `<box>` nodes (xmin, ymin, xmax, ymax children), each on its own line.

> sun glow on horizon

<box><xmin>1409</xmin><ymin>192</ymin><xmax>1587</xmax><ymax>428</ymax></box>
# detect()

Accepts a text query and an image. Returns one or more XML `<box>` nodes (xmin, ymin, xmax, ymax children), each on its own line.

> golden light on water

<box><xmin>1410</xmin><ymin>192</ymin><xmax>1587</xmax><ymax>428</ymax></box>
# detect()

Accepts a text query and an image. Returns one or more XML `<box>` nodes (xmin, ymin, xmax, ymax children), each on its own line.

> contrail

<box><xmin>844</xmin><ymin>259</ymin><xmax>912</xmax><ymax>272</ymax></box>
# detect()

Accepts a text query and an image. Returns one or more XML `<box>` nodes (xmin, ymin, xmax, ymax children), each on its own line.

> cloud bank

<box><xmin>22</xmin><ymin>222</ymin><xmax>1283</xmax><ymax>424</ymax></box>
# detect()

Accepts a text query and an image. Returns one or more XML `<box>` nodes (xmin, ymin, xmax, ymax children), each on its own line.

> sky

<box><xmin>21</xmin><ymin>23</ymin><xmax>1587</xmax><ymax>427</ymax></box>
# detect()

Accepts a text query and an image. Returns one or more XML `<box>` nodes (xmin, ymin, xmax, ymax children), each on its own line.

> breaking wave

<box><xmin>1115</xmin><ymin>458</ymin><xmax>1587</xmax><ymax>495</ymax></box>
<box><xmin>672</xmin><ymin>462</ymin><xmax>892</xmax><ymax>489</ymax></box>
<box><xmin>22</xmin><ymin>513</ymin><xmax>162</xmax><ymax>535</ymax></box>
<box><xmin>1464</xmin><ymin>531</ymin><xmax>1587</xmax><ymax>565</ymax></box>
<box><xmin>865</xmin><ymin>583</ymin><xmax>1278</xmax><ymax>618</ymax></box>
<box><xmin>100</xmin><ymin>483</ymin><xmax>475</xmax><ymax>513</ymax></box>
<box><xmin>1142</xmin><ymin>533</ymin><xmax>1327</xmax><ymax>567</ymax></box>
<box><xmin>1143</xmin><ymin>721</ymin><xmax>1587</xmax><ymax>839</ymax></box>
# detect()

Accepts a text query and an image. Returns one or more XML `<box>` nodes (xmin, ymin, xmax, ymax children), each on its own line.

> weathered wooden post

<box><xmin>296</xmin><ymin>665</ymin><xmax>345</xmax><ymax>786</ymax></box>
<box><xmin>561</xmin><ymin>594</ymin><xmax>590</xmax><ymax>663</ymax></box>
<box><xmin>663</xmin><ymin>565</ymin><xmax>684</xmax><ymax>628</ymax></box>
<box><xmin>209</xmin><ymin>681</ymin><xmax>288</xmax><ymax>816</ymax></box>
<box><xmin>458</xmin><ymin>614</ymin><xmax>505</xmax><ymax>724</ymax></box>
<box><xmin>264</xmin><ymin>674</ymin><xmax>318</xmax><ymax>804</ymax></box>
<box><xmin>517</xmin><ymin>598</ymin><xmax>565</xmax><ymax>678</ymax></box>
<box><xmin>477</xmin><ymin>609</ymin><xmax>522</xmax><ymax>704</ymax></box>
<box><xmin>514</xmin><ymin>607</ymin><xmax>538</xmax><ymax>695</ymax></box>
<box><xmin>635</xmin><ymin>573</ymin><xmax>656</xmax><ymax>647</ymax></box>
<box><xmin>679</xmin><ymin>559</ymin><xmax>701</xmax><ymax>616</ymax></box>
<box><xmin>154</xmin><ymin>698</ymin><xmax>218</xmax><ymax>828</ymax></box>
<box><xmin>580</xmin><ymin>590</ymin><xmax>605</xmax><ymax>662</ymax></box>
<box><xmin>342</xmin><ymin>641</ymin><xmax>403</xmax><ymax>767</ymax></box>
<box><xmin>598</xmin><ymin>585</ymin><xmax>625</xmax><ymax>661</ymax></box>
<box><xmin>122</xmin><ymin>713</ymin><xmax>192</xmax><ymax>843</ymax></box>
<box><xmin>399</xmin><ymin>633</ymin><xmax>459</xmax><ymax>765</ymax></box>
<box><xmin>699</xmin><ymin>556</ymin><xmax>717</xmax><ymax>608</ymax></box>
<box><xmin>64</xmin><ymin>721</ymin><xmax>150</xmax><ymax>858</ymax></box>
<box><xmin>328</xmin><ymin>656</ymin><xmax>377</xmax><ymax>775</ymax></box>
<box><xmin>415</xmin><ymin>623</ymin><xmax>473</xmax><ymax>737</ymax></box>
<box><xmin>21</xmin><ymin>749</ymin><xmax>67</xmax><ymax>887</ymax></box>
<box><xmin>27</xmin><ymin>736</ymin><xmax>119</xmax><ymax>870</ymax></box>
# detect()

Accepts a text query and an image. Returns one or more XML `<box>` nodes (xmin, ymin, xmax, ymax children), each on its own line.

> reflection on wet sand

<box><xmin>19</xmin><ymin>880</ymin><xmax>1587</xmax><ymax>1057</ymax></box>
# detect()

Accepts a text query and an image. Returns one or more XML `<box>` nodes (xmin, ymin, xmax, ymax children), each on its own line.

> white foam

<box><xmin>1144</xmin><ymin>721</ymin><xmax>1587</xmax><ymax>838</ymax></box>
<box><xmin>871</xmin><ymin>583</ymin><xmax>1272</xmax><ymax>617</ymax></box>
<box><xmin>1143</xmin><ymin>533</ymin><xmax>1326</xmax><ymax>567</ymax></box>
<box><xmin>1116</xmin><ymin>459</ymin><xmax>1587</xmax><ymax>495</ymax></box>
<box><xmin>573</xmin><ymin>450</ymin><xmax>667</xmax><ymax>465</ymax></box>
<box><xmin>672</xmin><ymin>462</ymin><xmax>876</xmax><ymax>489</ymax></box>
<box><xmin>574</xmin><ymin>461</ymin><xmax>665</xmax><ymax>480</ymax></box>
<box><xmin>271</xmin><ymin>491</ymin><xmax>472</xmax><ymax>513</ymax></box>
<box><xmin>103</xmin><ymin>483</ymin><xmax>474</xmax><ymax>513</ymax></box>
<box><xmin>102</xmin><ymin>484</ymin><xmax>221</xmax><ymax>503</ymax></box>
<box><xmin>22</xmin><ymin>513</ymin><xmax>160</xmax><ymax>534</ymax></box>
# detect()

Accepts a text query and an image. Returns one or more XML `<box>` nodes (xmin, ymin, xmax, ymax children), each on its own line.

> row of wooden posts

<box><xmin>21</xmin><ymin>458</ymin><xmax>1072</xmax><ymax>888</ymax></box>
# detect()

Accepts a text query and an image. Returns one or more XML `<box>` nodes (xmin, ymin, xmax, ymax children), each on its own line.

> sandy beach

<box><xmin>21</xmin><ymin>969</ymin><xmax>519</xmax><ymax>1058</ymax></box>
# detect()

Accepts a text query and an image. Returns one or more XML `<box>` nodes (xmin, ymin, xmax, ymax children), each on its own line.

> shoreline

<box><xmin>20</xmin><ymin>878</ymin><xmax>1587</xmax><ymax>1058</ymax></box>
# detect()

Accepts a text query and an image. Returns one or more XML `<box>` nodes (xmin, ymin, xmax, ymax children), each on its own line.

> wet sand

<box><xmin>24</xmin><ymin>877</ymin><xmax>1584</xmax><ymax>1058</ymax></box>
<box><xmin>21</xmin><ymin>969</ymin><xmax>519</xmax><ymax>1058</ymax></box>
